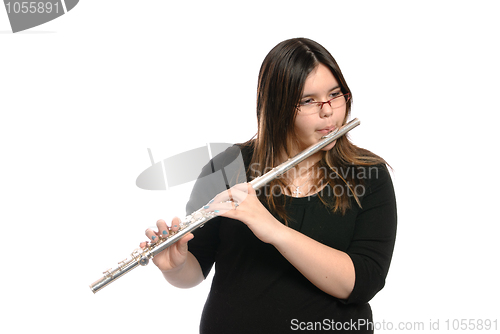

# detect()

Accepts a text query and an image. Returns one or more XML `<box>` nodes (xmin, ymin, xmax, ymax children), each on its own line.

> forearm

<box><xmin>272</xmin><ymin>225</ymin><xmax>355</xmax><ymax>299</ymax></box>
<box><xmin>161</xmin><ymin>252</ymin><xmax>205</xmax><ymax>289</ymax></box>
<box><xmin>207</xmin><ymin>184</ymin><xmax>356</xmax><ymax>298</ymax></box>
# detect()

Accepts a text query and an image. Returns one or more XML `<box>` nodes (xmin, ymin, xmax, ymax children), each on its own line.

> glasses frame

<box><xmin>298</xmin><ymin>92</ymin><xmax>351</xmax><ymax>114</ymax></box>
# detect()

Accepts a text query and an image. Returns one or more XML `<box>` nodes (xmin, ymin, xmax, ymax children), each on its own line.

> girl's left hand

<box><xmin>203</xmin><ymin>183</ymin><xmax>285</xmax><ymax>245</ymax></box>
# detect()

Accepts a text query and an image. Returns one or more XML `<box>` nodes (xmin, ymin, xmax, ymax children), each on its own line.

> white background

<box><xmin>1</xmin><ymin>1</ymin><xmax>499</xmax><ymax>333</ymax></box>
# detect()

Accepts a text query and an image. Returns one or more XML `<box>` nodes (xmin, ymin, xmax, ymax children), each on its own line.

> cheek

<box><xmin>339</xmin><ymin>107</ymin><xmax>348</xmax><ymax>122</ymax></box>
<box><xmin>332</xmin><ymin>105</ymin><xmax>346</xmax><ymax>121</ymax></box>
<box><xmin>294</xmin><ymin>118</ymin><xmax>315</xmax><ymax>136</ymax></box>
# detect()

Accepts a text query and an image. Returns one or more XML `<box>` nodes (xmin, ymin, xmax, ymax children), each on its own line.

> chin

<box><xmin>321</xmin><ymin>141</ymin><xmax>337</xmax><ymax>151</ymax></box>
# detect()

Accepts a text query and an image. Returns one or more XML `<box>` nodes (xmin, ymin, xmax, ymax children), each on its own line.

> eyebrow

<box><xmin>301</xmin><ymin>85</ymin><xmax>341</xmax><ymax>98</ymax></box>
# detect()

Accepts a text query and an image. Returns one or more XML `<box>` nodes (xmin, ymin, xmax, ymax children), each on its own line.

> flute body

<box><xmin>89</xmin><ymin>118</ymin><xmax>360</xmax><ymax>293</ymax></box>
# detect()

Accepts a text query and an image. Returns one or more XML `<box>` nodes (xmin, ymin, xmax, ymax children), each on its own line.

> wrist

<box><xmin>160</xmin><ymin>260</ymin><xmax>186</xmax><ymax>276</ymax></box>
<box><xmin>270</xmin><ymin>221</ymin><xmax>293</xmax><ymax>248</ymax></box>
<box><xmin>161</xmin><ymin>252</ymin><xmax>204</xmax><ymax>288</ymax></box>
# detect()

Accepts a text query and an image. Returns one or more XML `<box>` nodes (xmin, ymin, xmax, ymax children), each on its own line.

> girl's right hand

<box><xmin>140</xmin><ymin>217</ymin><xmax>194</xmax><ymax>273</ymax></box>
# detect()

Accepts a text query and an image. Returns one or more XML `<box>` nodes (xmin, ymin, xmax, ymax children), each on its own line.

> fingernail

<box><xmin>203</xmin><ymin>205</ymin><xmax>210</xmax><ymax>209</ymax></box>
<box><xmin>173</xmin><ymin>225</ymin><xmax>178</xmax><ymax>228</ymax></box>
<box><xmin>214</xmin><ymin>210</ymin><xmax>220</xmax><ymax>214</ymax></box>
<box><xmin>152</xmin><ymin>236</ymin><xmax>156</xmax><ymax>241</ymax></box>
<box><xmin>162</xmin><ymin>230</ymin><xmax>168</xmax><ymax>235</ymax></box>
<box><xmin>208</xmin><ymin>199</ymin><xmax>214</xmax><ymax>204</ymax></box>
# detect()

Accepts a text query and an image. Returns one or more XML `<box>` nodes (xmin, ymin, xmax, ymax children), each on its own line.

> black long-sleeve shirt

<box><xmin>186</xmin><ymin>144</ymin><xmax>397</xmax><ymax>333</ymax></box>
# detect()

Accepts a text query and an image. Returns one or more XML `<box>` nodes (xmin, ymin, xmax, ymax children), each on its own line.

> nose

<box><xmin>319</xmin><ymin>100</ymin><xmax>334</xmax><ymax>117</ymax></box>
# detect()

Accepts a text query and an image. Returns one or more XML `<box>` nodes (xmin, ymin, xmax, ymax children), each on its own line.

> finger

<box><xmin>246</xmin><ymin>183</ymin><xmax>256</xmax><ymax>195</ymax></box>
<box><xmin>203</xmin><ymin>201</ymin><xmax>235</xmax><ymax>215</ymax></box>
<box><xmin>178</xmin><ymin>232</ymin><xmax>194</xmax><ymax>245</ymax></box>
<box><xmin>139</xmin><ymin>241</ymin><xmax>148</xmax><ymax>249</ymax></box>
<box><xmin>145</xmin><ymin>228</ymin><xmax>160</xmax><ymax>243</ymax></box>
<box><xmin>170</xmin><ymin>217</ymin><xmax>181</xmax><ymax>234</ymax></box>
<box><xmin>211</xmin><ymin>188</ymin><xmax>247</xmax><ymax>206</ymax></box>
<box><xmin>233</xmin><ymin>182</ymin><xmax>251</xmax><ymax>192</ymax></box>
<box><xmin>228</xmin><ymin>183</ymin><xmax>250</xmax><ymax>203</ymax></box>
<box><xmin>208</xmin><ymin>191</ymin><xmax>228</xmax><ymax>206</ymax></box>
<box><xmin>156</xmin><ymin>219</ymin><xmax>169</xmax><ymax>238</ymax></box>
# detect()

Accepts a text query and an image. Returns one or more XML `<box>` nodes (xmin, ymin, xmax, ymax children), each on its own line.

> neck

<box><xmin>278</xmin><ymin>144</ymin><xmax>323</xmax><ymax>163</ymax></box>
<box><xmin>299</xmin><ymin>151</ymin><xmax>322</xmax><ymax>168</ymax></box>
<box><xmin>279</xmin><ymin>151</ymin><xmax>321</xmax><ymax>182</ymax></box>
<box><xmin>290</xmin><ymin>150</ymin><xmax>323</xmax><ymax>171</ymax></box>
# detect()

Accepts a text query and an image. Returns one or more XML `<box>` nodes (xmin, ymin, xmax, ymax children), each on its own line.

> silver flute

<box><xmin>89</xmin><ymin>118</ymin><xmax>360</xmax><ymax>293</ymax></box>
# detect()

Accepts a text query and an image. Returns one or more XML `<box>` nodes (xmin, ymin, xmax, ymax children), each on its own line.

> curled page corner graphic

<box><xmin>136</xmin><ymin>143</ymin><xmax>246</xmax><ymax>192</ymax></box>
<box><xmin>3</xmin><ymin>0</ymin><xmax>79</xmax><ymax>33</ymax></box>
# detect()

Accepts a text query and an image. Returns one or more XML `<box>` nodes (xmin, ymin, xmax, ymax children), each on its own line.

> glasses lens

<box><xmin>299</xmin><ymin>94</ymin><xmax>349</xmax><ymax>115</ymax></box>
<box><xmin>329</xmin><ymin>94</ymin><xmax>348</xmax><ymax>109</ymax></box>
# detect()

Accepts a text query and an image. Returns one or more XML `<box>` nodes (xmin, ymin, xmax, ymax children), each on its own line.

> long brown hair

<box><xmin>243</xmin><ymin>38</ymin><xmax>387</xmax><ymax>222</ymax></box>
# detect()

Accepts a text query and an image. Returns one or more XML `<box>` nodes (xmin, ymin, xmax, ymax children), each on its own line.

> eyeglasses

<box><xmin>297</xmin><ymin>92</ymin><xmax>351</xmax><ymax>115</ymax></box>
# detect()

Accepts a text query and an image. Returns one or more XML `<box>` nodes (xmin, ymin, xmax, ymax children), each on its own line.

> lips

<box><xmin>317</xmin><ymin>126</ymin><xmax>336</xmax><ymax>135</ymax></box>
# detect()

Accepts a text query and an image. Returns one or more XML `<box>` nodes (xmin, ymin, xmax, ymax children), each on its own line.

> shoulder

<box><xmin>350</xmin><ymin>146</ymin><xmax>393</xmax><ymax>191</ymax></box>
<box><xmin>357</xmin><ymin>163</ymin><xmax>396</xmax><ymax>208</ymax></box>
<box><xmin>212</xmin><ymin>141</ymin><xmax>254</xmax><ymax>165</ymax></box>
<box><xmin>237</xmin><ymin>140</ymin><xmax>255</xmax><ymax>166</ymax></box>
<box><xmin>358</xmin><ymin>164</ymin><xmax>391</xmax><ymax>185</ymax></box>
<box><xmin>195</xmin><ymin>143</ymin><xmax>251</xmax><ymax>178</ymax></box>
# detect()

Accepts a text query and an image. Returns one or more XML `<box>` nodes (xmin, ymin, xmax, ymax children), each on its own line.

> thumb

<box><xmin>177</xmin><ymin>233</ymin><xmax>194</xmax><ymax>251</ymax></box>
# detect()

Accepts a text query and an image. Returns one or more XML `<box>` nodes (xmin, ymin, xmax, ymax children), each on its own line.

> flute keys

<box><xmin>138</xmin><ymin>257</ymin><xmax>149</xmax><ymax>266</ymax></box>
<box><xmin>118</xmin><ymin>259</ymin><xmax>128</xmax><ymax>270</ymax></box>
<box><xmin>130</xmin><ymin>249</ymin><xmax>142</xmax><ymax>261</ymax></box>
<box><xmin>103</xmin><ymin>269</ymin><xmax>113</xmax><ymax>278</ymax></box>
<box><xmin>192</xmin><ymin>212</ymin><xmax>203</xmax><ymax>220</ymax></box>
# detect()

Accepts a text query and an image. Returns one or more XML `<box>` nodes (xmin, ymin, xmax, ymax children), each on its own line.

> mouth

<box><xmin>317</xmin><ymin>126</ymin><xmax>336</xmax><ymax>135</ymax></box>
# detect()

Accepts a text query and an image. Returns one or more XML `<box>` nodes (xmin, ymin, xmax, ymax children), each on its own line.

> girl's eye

<box><xmin>330</xmin><ymin>92</ymin><xmax>341</xmax><ymax>98</ymax></box>
<box><xmin>300</xmin><ymin>98</ymin><xmax>314</xmax><ymax>105</ymax></box>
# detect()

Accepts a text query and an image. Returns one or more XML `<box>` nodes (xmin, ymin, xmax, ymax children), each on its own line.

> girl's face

<box><xmin>293</xmin><ymin>63</ymin><xmax>347</xmax><ymax>153</ymax></box>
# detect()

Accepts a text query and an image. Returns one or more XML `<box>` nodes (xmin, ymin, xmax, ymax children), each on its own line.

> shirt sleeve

<box><xmin>344</xmin><ymin>165</ymin><xmax>397</xmax><ymax>304</ymax></box>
